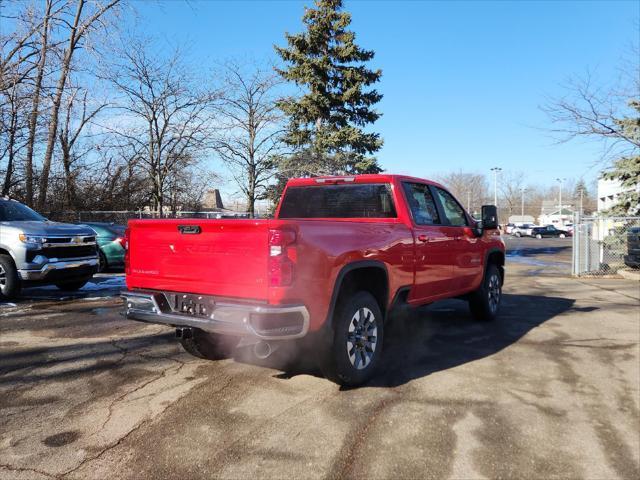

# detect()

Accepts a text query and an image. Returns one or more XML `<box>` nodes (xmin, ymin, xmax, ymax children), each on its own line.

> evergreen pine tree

<box><xmin>275</xmin><ymin>0</ymin><xmax>383</xmax><ymax>176</ymax></box>
<box><xmin>602</xmin><ymin>100</ymin><xmax>640</xmax><ymax>215</ymax></box>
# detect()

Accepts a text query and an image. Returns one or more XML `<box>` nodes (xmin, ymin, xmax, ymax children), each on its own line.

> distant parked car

<box><xmin>624</xmin><ymin>227</ymin><xmax>640</xmax><ymax>269</ymax></box>
<box><xmin>80</xmin><ymin>222</ymin><xmax>126</xmax><ymax>272</ymax></box>
<box><xmin>512</xmin><ymin>224</ymin><xmax>535</xmax><ymax>237</ymax></box>
<box><xmin>531</xmin><ymin>225</ymin><xmax>570</xmax><ymax>239</ymax></box>
<box><xmin>505</xmin><ymin>223</ymin><xmax>516</xmax><ymax>234</ymax></box>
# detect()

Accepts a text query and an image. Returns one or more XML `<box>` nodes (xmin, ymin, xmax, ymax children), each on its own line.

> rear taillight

<box><xmin>123</xmin><ymin>228</ymin><xmax>130</xmax><ymax>275</ymax></box>
<box><xmin>268</xmin><ymin>228</ymin><xmax>296</xmax><ymax>287</ymax></box>
<box><xmin>115</xmin><ymin>237</ymin><xmax>125</xmax><ymax>247</ymax></box>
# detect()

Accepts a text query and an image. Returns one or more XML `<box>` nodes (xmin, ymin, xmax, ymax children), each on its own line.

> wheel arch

<box><xmin>0</xmin><ymin>247</ymin><xmax>17</xmax><ymax>265</ymax></box>
<box><xmin>485</xmin><ymin>248</ymin><xmax>505</xmax><ymax>282</ymax></box>
<box><xmin>325</xmin><ymin>260</ymin><xmax>390</xmax><ymax>330</ymax></box>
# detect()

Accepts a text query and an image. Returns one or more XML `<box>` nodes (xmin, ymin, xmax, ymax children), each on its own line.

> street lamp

<box><xmin>520</xmin><ymin>187</ymin><xmax>528</xmax><ymax>217</ymax></box>
<box><xmin>490</xmin><ymin>167</ymin><xmax>502</xmax><ymax>207</ymax></box>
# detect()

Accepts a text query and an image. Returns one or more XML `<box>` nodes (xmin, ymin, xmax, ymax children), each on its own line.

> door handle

<box><xmin>418</xmin><ymin>234</ymin><xmax>429</xmax><ymax>243</ymax></box>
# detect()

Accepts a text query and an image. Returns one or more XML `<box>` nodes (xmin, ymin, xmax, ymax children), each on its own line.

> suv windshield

<box><xmin>0</xmin><ymin>200</ymin><xmax>46</xmax><ymax>222</ymax></box>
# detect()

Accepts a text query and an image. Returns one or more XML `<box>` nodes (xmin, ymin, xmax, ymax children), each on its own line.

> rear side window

<box><xmin>402</xmin><ymin>183</ymin><xmax>440</xmax><ymax>225</ymax></box>
<box><xmin>278</xmin><ymin>184</ymin><xmax>397</xmax><ymax>218</ymax></box>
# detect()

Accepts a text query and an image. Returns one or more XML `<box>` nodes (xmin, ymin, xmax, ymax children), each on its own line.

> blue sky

<box><xmin>136</xmin><ymin>0</ymin><xmax>638</xmax><ymax>189</ymax></box>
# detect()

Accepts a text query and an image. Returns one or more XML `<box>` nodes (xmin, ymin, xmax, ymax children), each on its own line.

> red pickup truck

<box><xmin>122</xmin><ymin>174</ymin><xmax>505</xmax><ymax>386</ymax></box>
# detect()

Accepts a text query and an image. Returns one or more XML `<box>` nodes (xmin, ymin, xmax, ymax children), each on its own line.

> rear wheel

<box><xmin>0</xmin><ymin>255</ymin><xmax>20</xmax><ymax>300</ymax></box>
<box><xmin>178</xmin><ymin>328</ymin><xmax>237</xmax><ymax>360</ymax></box>
<box><xmin>469</xmin><ymin>263</ymin><xmax>502</xmax><ymax>321</ymax></box>
<box><xmin>515</xmin><ymin>232</ymin><xmax>521</xmax><ymax>237</ymax></box>
<box><xmin>559</xmin><ymin>233</ymin><xmax>566</xmax><ymax>239</ymax></box>
<box><xmin>535</xmin><ymin>233</ymin><xmax>542</xmax><ymax>239</ymax></box>
<box><xmin>320</xmin><ymin>291</ymin><xmax>384</xmax><ymax>387</ymax></box>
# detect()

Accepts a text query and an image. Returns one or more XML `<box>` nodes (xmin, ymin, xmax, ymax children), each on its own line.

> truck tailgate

<box><xmin>126</xmin><ymin>219</ymin><xmax>270</xmax><ymax>299</ymax></box>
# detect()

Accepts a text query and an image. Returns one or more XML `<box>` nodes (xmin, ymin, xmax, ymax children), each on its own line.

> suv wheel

<box><xmin>515</xmin><ymin>232</ymin><xmax>521</xmax><ymax>237</ymax></box>
<box><xmin>535</xmin><ymin>233</ymin><xmax>542</xmax><ymax>239</ymax></box>
<box><xmin>0</xmin><ymin>255</ymin><xmax>20</xmax><ymax>300</ymax></box>
<box><xmin>320</xmin><ymin>291</ymin><xmax>384</xmax><ymax>387</ymax></box>
<box><xmin>178</xmin><ymin>328</ymin><xmax>237</xmax><ymax>360</ymax></box>
<box><xmin>469</xmin><ymin>263</ymin><xmax>502</xmax><ymax>321</ymax></box>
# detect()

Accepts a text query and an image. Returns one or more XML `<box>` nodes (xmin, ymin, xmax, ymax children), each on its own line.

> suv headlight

<box><xmin>19</xmin><ymin>233</ymin><xmax>46</xmax><ymax>245</ymax></box>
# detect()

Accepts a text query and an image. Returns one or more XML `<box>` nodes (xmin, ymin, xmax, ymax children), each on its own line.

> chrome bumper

<box><xmin>18</xmin><ymin>258</ymin><xmax>99</xmax><ymax>281</ymax></box>
<box><xmin>122</xmin><ymin>290</ymin><xmax>310</xmax><ymax>340</ymax></box>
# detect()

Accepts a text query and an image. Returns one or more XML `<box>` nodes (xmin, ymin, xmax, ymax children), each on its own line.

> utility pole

<box><xmin>556</xmin><ymin>177</ymin><xmax>566</xmax><ymax>225</ymax></box>
<box><xmin>467</xmin><ymin>191</ymin><xmax>471</xmax><ymax>213</ymax></box>
<box><xmin>579</xmin><ymin>188</ymin><xmax>584</xmax><ymax>216</ymax></box>
<box><xmin>490</xmin><ymin>167</ymin><xmax>502</xmax><ymax>207</ymax></box>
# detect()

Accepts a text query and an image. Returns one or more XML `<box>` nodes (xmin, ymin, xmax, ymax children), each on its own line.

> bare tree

<box><xmin>105</xmin><ymin>39</ymin><xmax>216</xmax><ymax>216</ymax></box>
<box><xmin>213</xmin><ymin>62</ymin><xmax>284</xmax><ymax>217</ymax></box>
<box><xmin>498</xmin><ymin>170</ymin><xmax>527</xmax><ymax>217</ymax></box>
<box><xmin>23</xmin><ymin>0</ymin><xmax>56</xmax><ymax>205</ymax></box>
<box><xmin>434</xmin><ymin>171</ymin><xmax>488</xmax><ymax>215</ymax></box>
<box><xmin>541</xmin><ymin>42</ymin><xmax>639</xmax><ymax>161</ymax></box>
<box><xmin>57</xmin><ymin>86</ymin><xmax>107</xmax><ymax>208</ymax></box>
<box><xmin>37</xmin><ymin>0</ymin><xmax>121</xmax><ymax>210</ymax></box>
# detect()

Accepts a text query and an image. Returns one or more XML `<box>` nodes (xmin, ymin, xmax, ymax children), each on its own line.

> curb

<box><xmin>618</xmin><ymin>269</ymin><xmax>640</xmax><ymax>281</ymax></box>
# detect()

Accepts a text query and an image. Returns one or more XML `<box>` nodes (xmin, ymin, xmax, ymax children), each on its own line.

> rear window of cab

<box><xmin>278</xmin><ymin>183</ymin><xmax>397</xmax><ymax>219</ymax></box>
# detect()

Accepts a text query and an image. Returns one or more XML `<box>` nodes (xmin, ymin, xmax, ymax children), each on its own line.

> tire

<box><xmin>320</xmin><ymin>291</ymin><xmax>384</xmax><ymax>387</ymax></box>
<box><xmin>0</xmin><ymin>254</ymin><xmax>20</xmax><ymax>300</ymax></box>
<box><xmin>55</xmin><ymin>279</ymin><xmax>89</xmax><ymax>291</ymax></box>
<box><xmin>98</xmin><ymin>251</ymin><xmax>108</xmax><ymax>272</ymax></box>
<box><xmin>559</xmin><ymin>233</ymin><xmax>566</xmax><ymax>239</ymax></box>
<box><xmin>515</xmin><ymin>232</ymin><xmax>521</xmax><ymax>237</ymax></box>
<box><xmin>469</xmin><ymin>263</ymin><xmax>502</xmax><ymax>322</ymax></box>
<box><xmin>535</xmin><ymin>234</ymin><xmax>542</xmax><ymax>239</ymax></box>
<box><xmin>178</xmin><ymin>328</ymin><xmax>237</xmax><ymax>360</ymax></box>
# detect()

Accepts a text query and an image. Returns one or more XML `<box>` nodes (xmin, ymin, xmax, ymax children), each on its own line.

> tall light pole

<box><xmin>467</xmin><ymin>191</ymin><xmax>471</xmax><ymax>213</ymax></box>
<box><xmin>520</xmin><ymin>187</ymin><xmax>527</xmax><ymax>217</ymax></box>
<box><xmin>556</xmin><ymin>177</ymin><xmax>566</xmax><ymax>225</ymax></box>
<box><xmin>490</xmin><ymin>167</ymin><xmax>502</xmax><ymax>207</ymax></box>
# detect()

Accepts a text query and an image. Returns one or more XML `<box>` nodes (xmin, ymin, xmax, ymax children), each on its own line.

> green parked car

<box><xmin>81</xmin><ymin>222</ymin><xmax>126</xmax><ymax>272</ymax></box>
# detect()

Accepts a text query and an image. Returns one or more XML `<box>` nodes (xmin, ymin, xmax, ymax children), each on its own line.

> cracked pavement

<box><xmin>0</xmin><ymin>238</ymin><xmax>638</xmax><ymax>479</ymax></box>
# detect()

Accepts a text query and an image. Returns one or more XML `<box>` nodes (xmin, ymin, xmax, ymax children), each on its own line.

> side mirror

<box><xmin>481</xmin><ymin>205</ymin><xmax>498</xmax><ymax>230</ymax></box>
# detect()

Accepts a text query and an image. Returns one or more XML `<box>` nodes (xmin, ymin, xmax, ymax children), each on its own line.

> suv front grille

<box><xmin>27</xmin><ymin>245</ymin><xmax>97</xmax><ymax>262</ymax></box>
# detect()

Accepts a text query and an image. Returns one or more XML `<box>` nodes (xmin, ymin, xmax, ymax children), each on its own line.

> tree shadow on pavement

<box><xmin>0</xmin><ymin>332</ymin><xmax>178</xmax><ymax>388</ymax></box>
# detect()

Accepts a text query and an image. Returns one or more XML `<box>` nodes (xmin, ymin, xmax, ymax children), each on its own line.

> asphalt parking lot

<box><xmin>1</xmin><ymin>237</ymin><xmax>639</xmax><ymax>479</ymax></box>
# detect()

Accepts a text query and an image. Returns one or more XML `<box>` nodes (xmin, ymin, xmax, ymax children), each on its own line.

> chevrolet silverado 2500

<box><xmin>122</xmin><ymin>174</ymin><xmax>505</xmax><ymax>386</ymax></box>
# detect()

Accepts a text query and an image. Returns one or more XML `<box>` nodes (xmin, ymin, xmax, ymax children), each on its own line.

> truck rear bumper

<box><xmin>18</xmin><ymin>258</ymin><xmax>99</xmax><ymax>281</ymax></box>
<box><xmin>122</xmin><ymin>290</ymin><xmax>310</xmax><ymax>340</ymax></box>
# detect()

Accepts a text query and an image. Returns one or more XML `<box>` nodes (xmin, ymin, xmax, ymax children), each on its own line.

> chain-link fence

<box><xmin>572</xmin><ymin>215</ymin><xmax>640</xmax><ymax>276</ymax></box>
<box><xmin>43</xmin><ymin>210</ymin><xmax>264</xmax><ymax>224</ymax></box>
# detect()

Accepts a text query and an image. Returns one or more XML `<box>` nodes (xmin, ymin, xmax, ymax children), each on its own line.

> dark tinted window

<box><xmin>402</xmin><ymin>183</ymin><xmax>440</xmax><ymax>225</ymax></box>
<box><xmin>0</xmin><ymin>200</ymin><xmax>45</xmax><ymax>222</ymax></box>
<box><xmin>279</xmin><ymin>184</ymin><xmax>397</xmax><ymax>218</ymax></box>
<box><xmin>434</xmin><ymin>188</ymin><xmax>468</xmax><ymax>226</ymax></box>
